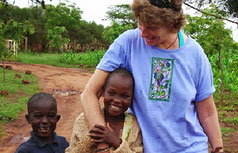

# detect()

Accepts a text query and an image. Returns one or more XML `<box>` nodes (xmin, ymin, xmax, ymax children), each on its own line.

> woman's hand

<box><xmin>89</xmin><ymin>123</ymin><xmax>122</xmax><ymax>148</ymax></box>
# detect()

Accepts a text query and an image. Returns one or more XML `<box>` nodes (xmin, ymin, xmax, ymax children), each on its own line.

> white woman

<box><xmin>81</xmin><ymin>0</ymin><xmax>223</xmax><ymax>152</ymax></box>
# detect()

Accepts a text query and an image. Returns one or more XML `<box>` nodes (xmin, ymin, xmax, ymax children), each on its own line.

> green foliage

<box><xmin>103</xmin><ymin>21</ymin><xmax>133</xmax><ymax>43</ymax></box>
<box><xmin>14</xmin><ymin>50</ymin><xmax>105</xmax><ymax>68</ymax></box>
<box><xmin>221</xmin><ymin>127</ymin><xmax>235</xmax><ymax>136</ymax></box>
<box><xmin>2</xmin><ymin>19</ymin><xmax>35</xmax><ymax>42</ymax></box>
<box><xmin>184</xmin><ymin>4</ymin><xmax>238</xmax><ymax>106</ymax></box>
<box><xmin>47</xmin><ymin>26</ymin><xmax>69</xmax><ymax>51</ymax></box>
<box><xmin>60</xmin><ymin>50</ymin><xmax>105</xmax><ymax>67</ymax></box>
<box><xmin>76</xmin><ymin>50</ymin><xmax>105</xmax><ymax>68</ymax></box>
<box><xmin>0</xmin><ymin>67</ymin><xmax>39</xmax><ymax>136</ymax></box>
<box><xmin>0</xmin><ymin>3</ymin><xmax>106</xmax><ymax>52</ymax></box>
<box><xmin>60</xmin><ymin>50</ymin><xmax>76</xmax><ymax>63</ymax></box>
<box><xmin>106</xmin><ymin>4</ymin><xmax>137</xmax><ymax>27</ymax></box>
<box><xmin>103</xmin><ymin>4</ymin><xmax>136</xmax><ymax>43</ymax></box>
<box><xmin>184</xmin><ymin>0</ymin><xmax>238</xmax><ymax>18</ymax></box>
<box><xmin>209</xmin><ymin>51</ymin><xmax>238</xmax><ymax>93</ymax></box>
<box><xmin>184</xmin><ymin>4</ymin><xmax>235</xmax><ymax>55</ymax></box>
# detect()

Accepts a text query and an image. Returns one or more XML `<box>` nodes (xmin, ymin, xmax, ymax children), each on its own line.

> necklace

<box><xmin>166</xmin><ymin>34</ymin><xmax>178</xmax><ymax>49</ymax></box>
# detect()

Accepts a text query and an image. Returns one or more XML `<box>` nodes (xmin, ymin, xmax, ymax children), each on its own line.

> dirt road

<box><xmin>0</xmin><ymin>63</ymin><xmax>238</xmax><ymax>153</ymax></box>
<box><xmin>0</xmin><ymin>63</ymin><xmax>92</xmax><ymax>153</ymax></box>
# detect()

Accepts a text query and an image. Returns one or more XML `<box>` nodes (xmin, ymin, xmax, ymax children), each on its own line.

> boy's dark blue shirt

<box><xmin>15</xmin><ymin>131</ymin><xmax>69</xmax><ymax>153</ymax></box>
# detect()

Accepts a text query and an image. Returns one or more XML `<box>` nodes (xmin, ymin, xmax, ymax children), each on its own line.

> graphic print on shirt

<box><xmin>149</xmin><ymin>57</ymin><xmax>174</xmax><ymax>101</ymax></box>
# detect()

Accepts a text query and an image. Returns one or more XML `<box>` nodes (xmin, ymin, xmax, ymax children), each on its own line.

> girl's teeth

<box><xmin>111</xmin><ymin>105</ymin><xmax>120</xmax><ymax>111</ymax></box>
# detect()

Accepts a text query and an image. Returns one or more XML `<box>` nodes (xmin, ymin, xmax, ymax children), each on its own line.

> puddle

<box><xmin>52</xmin><ymin>89</ymin><xmax>81</xmax><ymax>96</ymax></box>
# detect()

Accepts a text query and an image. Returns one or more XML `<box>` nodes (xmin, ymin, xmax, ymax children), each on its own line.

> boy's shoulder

<box><xmin>55</xmin><ymin>134</ymin><xmax>69</xmax><ymax>145</ymax></box>
<box><xmin>15</xmin><ymin>133</ymin><xmax>69</xmax><ymax>153</ymax></box>
<box><xmin>15</xmin><ymin>138</ymin><xmax>35</xmax><ymax>153</ymax></box>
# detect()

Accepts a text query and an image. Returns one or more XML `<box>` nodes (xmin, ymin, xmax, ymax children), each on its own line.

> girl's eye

<box><xmin>107</xmin><ymin>91</ymin><xmax>115</xmax><ymax>96</ymax></box>
<box><xmin>122</xmin><ymin>94</ymin><xmax>130</xmax><ymax>98</ymax></box>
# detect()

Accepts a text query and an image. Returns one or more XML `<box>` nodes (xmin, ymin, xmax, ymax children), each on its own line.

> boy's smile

<box><xmin>26</xmin><ymin>101</ymin><xmax>60</xmax><ymax>142</ymax></box>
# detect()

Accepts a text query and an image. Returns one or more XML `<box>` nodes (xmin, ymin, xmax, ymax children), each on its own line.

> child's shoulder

<box><xmin>15</xmin><ymin>139</ymin><xmax>34</xmax><ymax>153</ymax></box>
<box><xmin>125</xmin><ymin>112</ymin><xmax>140</xmax><ymax>127</ymax></box>
<box><xmin>54</xmin><ymin>133</ymin><xmax>69</xmax><ymax>147</ymax></box>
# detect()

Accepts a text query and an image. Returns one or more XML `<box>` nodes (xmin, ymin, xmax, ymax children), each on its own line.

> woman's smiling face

<box><xmin>138</xmin><ymin>22</ymin><xmax>171</xmax><ymax>47</ymax></box>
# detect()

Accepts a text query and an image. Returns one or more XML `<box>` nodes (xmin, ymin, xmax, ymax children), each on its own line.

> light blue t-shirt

<box><xmin>97</xmin><ymin>28</ymin><xmax>215</xmax><ymax>153</ymax></box>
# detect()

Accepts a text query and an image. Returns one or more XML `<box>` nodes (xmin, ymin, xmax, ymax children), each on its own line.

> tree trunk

<box><xmin>25</xmin><ymin>37</ymin><xmax>28</xmax><ymax>50</ymax></box>
<box><xmin>218</xmin><ymin>48</ymin><xmax>224</xmax><ymax>106</ymax></box>
<box><xmin>3</xmin><ymin>60</ymin><xmax>6</xmax><ymax>83</ymax></box>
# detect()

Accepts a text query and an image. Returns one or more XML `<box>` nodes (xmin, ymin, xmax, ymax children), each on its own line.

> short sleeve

<box><xmin>195</xmin><ymin>51</ymin><xmax>215</xmax><ymax>102</ymax></box>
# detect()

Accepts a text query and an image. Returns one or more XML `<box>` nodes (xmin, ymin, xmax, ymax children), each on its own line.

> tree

<box><xmin>0</xmin><ymin>3</ymin><xmax>13</xmax><ymax>82</ymax></box>
<box><xmin>47</xmin><ymin>26</ymin><xmax>69</xmax><ymax>51</ymax></box>
<box><xmin>106</xmin><ymin>4</ymin><xmax>137</xmax><ymax>28</ymax></box>
<box><xmin>184</xmin><ymin>4</ymin><xmax>238</xmax><ymax>105</ymax></box>
<box><xmin>103</xmin><ymin>4</ymin><xmax>136</xmax><ymax>43</ymax></box>
<box><xmin>103</xmin><ymin>21</ymin><xmax>133</xmax><ymax>44</ymax></box>
<box><xmin>184</xmin><ymin>0</ymin><xmax>238</xmax><ymax>18</ymax></box>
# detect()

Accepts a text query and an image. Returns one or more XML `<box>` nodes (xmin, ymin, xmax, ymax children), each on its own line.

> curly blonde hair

<box><xmin>131</xmin><ymin>0</ymin><xmax>186</xmax><ymax>32</ymax></box>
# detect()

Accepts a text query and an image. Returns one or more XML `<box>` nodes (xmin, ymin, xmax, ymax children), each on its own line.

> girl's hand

<box><xmin>89</xmin><ymin>123</ymin><xmax>122</xmax><ymax>148</ymax></box>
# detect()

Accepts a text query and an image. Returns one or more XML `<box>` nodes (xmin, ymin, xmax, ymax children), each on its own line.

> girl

<box><xmin>66</xmin><ymin>68</ymin><xmax>143</xmax><ymax>153</ymax></box>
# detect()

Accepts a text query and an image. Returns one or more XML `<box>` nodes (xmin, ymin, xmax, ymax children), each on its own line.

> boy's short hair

<box><xmin>27</xmin><ymin>92</ymin><xmax>57</xmax><ymax>114</ymax></box>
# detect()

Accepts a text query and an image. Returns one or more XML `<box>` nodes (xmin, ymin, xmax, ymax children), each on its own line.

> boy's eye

<box><xmin>48</xmin><ymin>114</ymin><xmax>56</xmax><ymax>118</ymax></box>
<box><xmin>33</xmin><ymin>114</ymin><xmax>43</xmax><ymax>119</ymax></box>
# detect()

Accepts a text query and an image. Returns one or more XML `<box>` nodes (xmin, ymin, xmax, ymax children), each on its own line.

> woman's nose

<box><xmin>140</xmin><ymin>27</ymin><xmax>149</xmax><ymax>38</ymax></box>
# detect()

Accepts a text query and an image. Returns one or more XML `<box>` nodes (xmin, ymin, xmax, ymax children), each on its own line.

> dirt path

<box><xmin>0</xmin><ymin>63</ymin><xmax>92</xmax><ymax>153</ymax></box>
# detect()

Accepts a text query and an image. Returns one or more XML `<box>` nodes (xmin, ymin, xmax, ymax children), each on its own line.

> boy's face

<box><xmin>103</xmin><ymin>75</ymin><xmax>133</xmax><ymax>117</ymax></box>
<box><xmin>26</xmin><ymin>101</ymin><xmax>60</xmax><ymax>141</ymax></box>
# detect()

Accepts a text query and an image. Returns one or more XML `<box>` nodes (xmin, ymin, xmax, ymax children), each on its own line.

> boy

<box><xmin>15</xmin><ymin>92</ymin><xmax>69</xmax><ymax>153</ymax></box>
<box><xmin>66</xmin><ymin>68</ymin><xmax>143</xmax><ymax>153</ymax></box>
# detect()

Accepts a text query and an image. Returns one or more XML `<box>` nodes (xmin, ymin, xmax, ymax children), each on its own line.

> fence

<box><xmin>5</xmin><ymin>39</ymin><xmax>17</xmax><ymax>55</ymax></box>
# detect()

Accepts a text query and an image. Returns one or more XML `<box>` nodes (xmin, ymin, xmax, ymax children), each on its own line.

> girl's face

<box><xmin>103</xmin><ymin>75</ymin><xmax>133</xmax><ymax>117</ymax></box>
<box><xmin>138</xmin><ymin>22</ymin><xmax>171</xmax><ymax>47</ymax></box>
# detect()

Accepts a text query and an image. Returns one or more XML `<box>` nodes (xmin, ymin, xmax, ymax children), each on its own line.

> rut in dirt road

<box><xmin>0</xmin><ymin>63</ymin><xmax>92</xmax><ymax>153</ymax></box>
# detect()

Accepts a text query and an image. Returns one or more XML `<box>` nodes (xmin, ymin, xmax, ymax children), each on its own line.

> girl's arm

<box><xmin>195</xmin><ymin>94</ymin><xmax>223</xmax><ymax>152</ymax></box>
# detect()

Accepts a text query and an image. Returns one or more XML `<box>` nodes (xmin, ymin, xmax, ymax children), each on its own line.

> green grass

<box><xmin>0</xmin><ymin>67</ymin><xmax>40</xmax><ymax>137</ymax></box>
<box><xmin>14</xmin><ymin>50</ymin><xmax>105</xmax><ymax>68</ymax></box>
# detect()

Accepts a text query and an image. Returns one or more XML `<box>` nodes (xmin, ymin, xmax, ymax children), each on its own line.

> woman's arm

<box><xmin>80</xmin><ymin>69</ymin><xmax>109</xmax><ymax>128</ymax></box>
<box><xmin>195</xmin><ymin>94</ymin><xmax>223</xmax><ymax>152</ymax></box>
<box><xmin>80</xmin><ymin>69</ymin><xmax>110</xmax><ymax>151</ymax></box>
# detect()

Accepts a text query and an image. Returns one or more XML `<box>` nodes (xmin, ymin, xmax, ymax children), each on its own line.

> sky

<box><xmin>8</xmin><ymin>0</ymin><xmax>238</xmax><ymax>42</ymax></box>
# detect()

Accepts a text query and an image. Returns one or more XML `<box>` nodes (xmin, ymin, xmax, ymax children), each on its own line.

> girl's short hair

<box><xmin>131</xmin><ymin>0</ymin><xmax>186</xmax><ymax>32</ymax></box>
<box><xmin>104</xmin><ymin>68</ymin><xmax>134</xmax><ymax>91</ymax></box>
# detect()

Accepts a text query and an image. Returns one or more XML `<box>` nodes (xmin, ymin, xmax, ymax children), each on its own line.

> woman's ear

<box><xmin>57</xmin><ymin>115</ymin><xmax>61</xmax><ymax>122</ymax></box>
<box><xmin>25</xmin><ymin>114</ymin><xmax>31</xmax><ymax>123</ymax></box>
